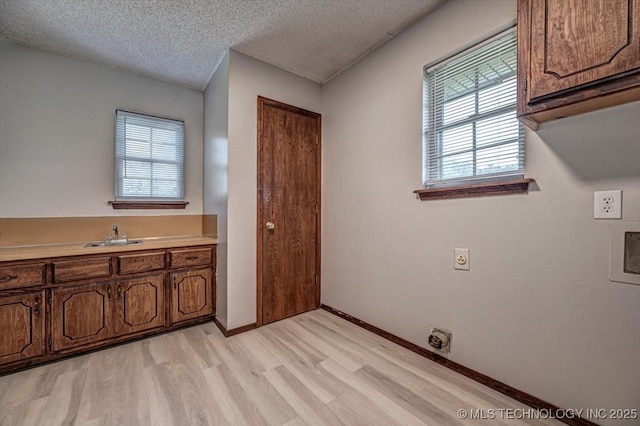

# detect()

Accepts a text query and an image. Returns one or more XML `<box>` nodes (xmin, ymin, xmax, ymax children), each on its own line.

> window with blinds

<box><xmin>423</xmin><ymin>27</ymin><xmax>524</xmax><ymax>186</ymax></box>
<box><xmin>115</xmin><ymin>110</ymin><xmax>184</xmax><ymax>201</ymax></box>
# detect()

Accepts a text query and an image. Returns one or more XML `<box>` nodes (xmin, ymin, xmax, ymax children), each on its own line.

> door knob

<box><xmin>266</xmin><ymin>222</ymin><xmax>275</xmax><ymax>230</ymax></box>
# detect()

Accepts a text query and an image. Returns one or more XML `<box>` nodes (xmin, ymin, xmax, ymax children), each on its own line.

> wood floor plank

<box><xmin>0</xmin><ymin>310</ymin><xmax>562</xmax><ymax>426</ymax></box>
<box><xmin>251</xmin><ymin>329</ymin><xmax>346</xmax><ymax>404</ymax></box>
<box><xmin>263</xmin><ymin>365</ymin><xmax>342</xmax><ymax>426</ymax></box>
<box><xmin>326</xmin><ymin>390</ymin><xmax>405</xmax><ymax>426</ymax></box>
<box><xmin>355</xmin><ymin>363</ymin><xmax>467</xmax><ymax>426</ymax></box>
<box><xmin>202</xmin><ymin>364</ymin><xmax>269</xmax><ymax>426</ymax></box>
<box><xmin>0</xmin><ymin>396</ymin><xmax>48</xmax><ymax>426</ymax></box>
<box><xmin>39</xmin><ymin>368</ymin><xmax>87</xmax><ymax>426</ymax></box>
<box><xmin>318</xmin><ymin>358</ymin><xmax>428</xmax><ymax>426</ymax></box>
<box><xmin>212</xmin><ymin>335</ymin><xmax>298</xmax><ymax>425</ymax></box>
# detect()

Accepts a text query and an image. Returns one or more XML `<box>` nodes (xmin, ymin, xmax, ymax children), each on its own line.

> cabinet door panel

<box><xmin>528</xmin><ymin>0</ymin><xmax>640</xmax><ymax>102</ymax></box>
<box><xmin>171</xmin><ymin>268</ymin><xmax>212</xmax><ymax>323</ymax></box>
<box><xmin>115</xmin><ymin>274</ymin><xmax>165</xmax><ymax>336</ymax></box>
<box><xmin>52</xmin><ymin>283</ymin><xmax>113</xmax><ymax>352</ymax></box>
<box><xmin>0</xmin><ymin>292</ymin><xmax>45</xmax><ymax>364</ymax></box>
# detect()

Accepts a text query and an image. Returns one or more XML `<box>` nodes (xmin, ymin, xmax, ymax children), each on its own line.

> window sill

<box><xmin>108</xmin><ymin>201</ymin><xmax>189</xmax><ymax>210</ymax></box>
<box><xmin>413</xmin><ymin>178</ymin><xmax>535</xmax><ymax>201</ymax></box>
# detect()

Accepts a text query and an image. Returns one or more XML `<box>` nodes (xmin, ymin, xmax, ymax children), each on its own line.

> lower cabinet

<box><xmin>0</xmin><ymin>291</ymin><xmax>45</xmax><ymax>364</ymax></box>
<box><xmin>171</xmin><ymin>268</ymin><xmax>213</xmax><ymax>324</ymax></box>
<box><xmin>1</xmin><ymin>244</ymin><xmax>216</xmax><ymax>373</ymax></box>
<box><xmin>114</xmin><ymin>274</ymin><xmax>165</xmax><ymax>335</ymax></box>
<box><xmin>52</xmin><ymin>274</ymin><xmax>166</xmax><ymax>352</ymax></box>
<box><xmin>52</xmin><ymin>282</ymin><xmax>113</xmax><ymax>352</ymax></box>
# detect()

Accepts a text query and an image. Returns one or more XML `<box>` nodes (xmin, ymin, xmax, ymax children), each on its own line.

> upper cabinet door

<box><xmin>527</xmin><ymin>0</ymin><xmax>640</xmax><ymax>103</ymax></box>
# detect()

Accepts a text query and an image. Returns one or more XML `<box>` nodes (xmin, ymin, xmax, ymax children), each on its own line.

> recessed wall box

<box><xmin>610</xmin><ymin>223</ymin><xmax>640</xmax><ymax>286</ymax></box>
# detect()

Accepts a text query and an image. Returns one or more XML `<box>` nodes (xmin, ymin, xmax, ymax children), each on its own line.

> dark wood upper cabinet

<box><xmin>517</xmin><ymin>0</ymin><xmax>640</xmax><ymax>127</ymax></box>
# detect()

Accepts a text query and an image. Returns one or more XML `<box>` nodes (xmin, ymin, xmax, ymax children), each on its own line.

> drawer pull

<box><xmin>117</xmin><ymin>286</ymin><xmax>122</xmax><ymax>299</ymax></box>
<box><xmin>185</xmin><ymin>256</ymin><xmax>199</xmax><ymax>261</ymax></box>
<box><xmin>107</xmin><ymin>286</ymin><xmax>112</xmax><ymax>299</ymax></box>
<box><xmin>0</xmin><ymin>275</ymin><xmax>17</xmax><ymax>282</ymax></box>
<box><xmin>34</xmin><ymin>297</ymin><xmax>40</xmax><ymax>315</ymax></box>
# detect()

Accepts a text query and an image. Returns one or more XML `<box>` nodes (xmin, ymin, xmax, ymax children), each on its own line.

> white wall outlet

<box><xmin>454</xmin><ymin>248</ymin><xmax>470</xmax><ymax>270</ymax></box>
<box><xmin>594</xmin><ymin>190</ymin><xmax>622</xmax><ymax>219</ymax></box>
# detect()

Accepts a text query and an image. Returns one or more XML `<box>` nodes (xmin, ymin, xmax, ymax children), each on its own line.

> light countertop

<box><xmin>0</xmin><ymin>235</ymin><xmax>218</xmax><ymax>262</ymax></box>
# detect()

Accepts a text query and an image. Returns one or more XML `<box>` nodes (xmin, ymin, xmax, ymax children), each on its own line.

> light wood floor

<box><xmin>0</xmin><ymin>309</ymin><xmax>559</xmax><ymax>426</ymax></box>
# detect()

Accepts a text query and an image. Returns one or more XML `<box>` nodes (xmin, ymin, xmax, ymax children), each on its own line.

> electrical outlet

<box><xmin>454</xmin><ymin>248</ymin><xmax>470</xmax><ymax>270</ymax></box>
<box><xmin>594</xmin><ymin>190</ymin><xmax>622</xmax><ymax>219</ymax></box>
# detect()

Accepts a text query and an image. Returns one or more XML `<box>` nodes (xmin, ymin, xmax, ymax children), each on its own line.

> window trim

<box><xmin>414</xmin><ymin>178</ymin><xmax>535</xmax><ymax>201</ymax></box>
<box><xmin>111</xmin><ymin>109</ymin><xmax>186</xmax><ymax>209</ymax></box>
<box><xmin>108</xmin><ymin>200</ymin><xmax>189</xmax><ymax>209</ymax></box>
<box><xmin>416</xmin><ymin>22</ymin><xmax>534</xmax><ymax>200</ymax></box>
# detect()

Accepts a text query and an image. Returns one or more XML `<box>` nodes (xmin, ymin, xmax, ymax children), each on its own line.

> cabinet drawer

<box><xmin>52</xmin><ymin>257</ymin><xmax>112</xmax><ymax>283</ymax></box>
<box><xmin>118</xmin><ymin>252</ymin><xmax>165</xmax><ymax>275</ymax></box>
<box><xmin>0</xmin><ymin>263</ymin><xmax>45</xmax><ymax>290</ymax></box>
<box><xmin>169</xmin><ymin>248</ymin><xmax>212</xmax><ymax>269</ymax></box>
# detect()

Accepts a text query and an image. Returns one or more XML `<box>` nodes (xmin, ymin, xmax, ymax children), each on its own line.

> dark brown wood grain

<box><xmin>0</xmin><ymin>291</ymin><xmax>45</xmax><ymax>364</ymax></box>
<box><xmin>52</xmin><ymin>257</ymin><xmax>112</xmax><ymax>283</ymax></box>
<box><xmin>169</xmin><ymin>248</ymin><xmax>213</xmax><ymax>269</ymax></box>
<box><xmin>414</xmin><ymin>178</ymin><xmax>535</xmax><ymax>201</ymax></box>
<box><xmin>529</xmin><ymin>0</ymin><xmax>638</xmax><ymax>101</ymax></box>
<box><xmin>518</xmin><ymin>0</ymin><xmax>640</xmax><ymax>126</ymax></box>
<box><xmin>170</xmin><ymin>268</ymin><xmax>213</xmax><ymax>324</ymax></box>
<box><xmin>114</xmin><ymin>274</ymin><xmax>165</xmax><ymax>335</ymax></box>
<box><xmin>0</xmin><ymin>244</ymin><xmax>217</xmax><ymax>375</ymax></box>
<box><xmin>108</xmin><ymin>201</ymin><xmax>189</xmax><ymax>209</ymax></box>
<box><xmin>118</xmin><ymin>252</ymin><xmax>165</xmax><ymax>275</ymax></box>
<box><xmin>257</xmin><ymin>96</ymin><xmax>321</xmax><ymax>326</ymax></box>
<box><xmin>321</xmin><ymin>305</ymin><xmax>597</xmax><ymax>426</ymax></box>
<box><xmin>0</xmin><ymin>263</ymin><xmax>45</xmax><ymax>290</ymax></box>
<box><xmin>51</xmin><ymin>282</ymin><xmax>114</xmax><ymax>352</ymax></box>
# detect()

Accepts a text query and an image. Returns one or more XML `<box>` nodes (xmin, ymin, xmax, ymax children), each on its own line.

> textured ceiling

<box><xmin>0</xmin><ymin>0</ymin><xmax>444</xmax><ymax>90</ymax></box>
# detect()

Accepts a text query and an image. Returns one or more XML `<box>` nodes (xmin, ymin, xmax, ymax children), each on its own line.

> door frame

<box><xmin>256</xmin><ymin>96</ymin><xmax>322</xmax><ymax>327</ymax></box>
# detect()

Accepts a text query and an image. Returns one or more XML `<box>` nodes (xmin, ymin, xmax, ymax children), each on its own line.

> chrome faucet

<box><xmin>112</xmin><ymin>224</ymin><xmax>119</xmax><ymax>240</ymax></box>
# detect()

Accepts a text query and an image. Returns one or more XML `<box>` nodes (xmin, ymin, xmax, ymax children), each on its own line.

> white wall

<box><xmin>0</xmin><ymin>40</ymin><xmax>203</xmax><ymax>217</ymax></box>
<box><xmin>204</xmin><ymin>53</ymin><xmax>230</xmax><ymax>328</ymax></box>
<box><xmin>225</xmin><ymin>50</ymin><xmax>322</xmax><ymax>329</ymax></box>
<box><xmin>321</xmin><ymin>0</ymin><xmax>640</xmax><ymax>422</ymax></box>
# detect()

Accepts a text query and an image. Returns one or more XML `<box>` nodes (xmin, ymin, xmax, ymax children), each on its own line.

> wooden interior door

<box><xmin>257</xmin><ymin>96</ymin><xmax>321</xmax><ymax>326</ymax></box>
<box><xmin>527</xmin><ymin>0</ymin><xmax>640</xmax><ymax>103</ymax></box>
<box><xmin>114</xmin><ymin>274</ymin><xmax>165</xmax><ymax>336</ymax></box>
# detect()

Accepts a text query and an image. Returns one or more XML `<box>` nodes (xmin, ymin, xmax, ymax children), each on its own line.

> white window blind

<box><xmin>423</xmin><ymin>27</ymin><xmax>524</xmax><ymax>186</ymax></box>
<box><xmin>115</xmin><ymin>110</ymin><xmax>184</xmax><ymax>201</ymax></box>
